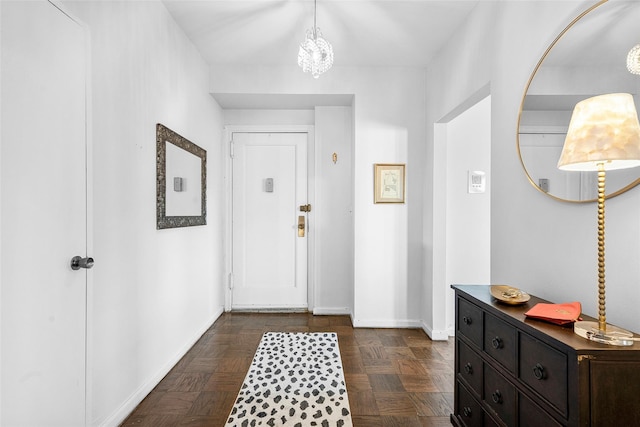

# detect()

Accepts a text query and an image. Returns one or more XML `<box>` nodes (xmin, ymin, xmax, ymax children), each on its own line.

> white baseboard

<box><xmin>351</xmin><ymin>318</ymin><xmax>422</xmax><ymax>329</ymax></box>
<box><xmin>420</xmin><ymin>320</ymin><xmax>450</xmax><ymax>341</ymax></box>
<box><xmin>99</xmin><ymin>306</ymin><xmax>224</xmax><ymax>427</ymax></box>
<box><xmin>313</xmin><ymin>307</ymin><xmax>352</xmax><ymax>316</ymax></box>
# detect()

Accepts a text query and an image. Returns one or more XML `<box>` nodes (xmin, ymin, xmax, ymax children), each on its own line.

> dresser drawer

<box><xmin>458</xmin><ymin>339</ymin><xmax>483</xmax><ymax>396</ymax></box>
<box><xmin>518</xmin><ymin>332</ymin><xmax>568</xmax><ymax>415</ymax></box>
<box><xmin>457</xmin><ymin>381</ymin><xmax>483</xmax><ymax>427</ymax></box>
<box><xmin>483</xmin><ymin>412</ymin><xmax>501</xmax><ymax>427</ymax></box>
<box><xmin>458</xmin><ymin>298</ymin><xmax>483</xmax><ymax>348</ymax></box>
<box><xmin>484</xmin><ymin>313</ymin><xmax>516</xmax><ymax>373</ymax></box>
<box><xmin>484</xmin><ymin>364</ymin><xmax>515</xmax><ymax>427</ymax></box>
<box><xmin>519</xmin><ymin>392</ymin><xmax>563</xmax><ymax>427</ymax></box>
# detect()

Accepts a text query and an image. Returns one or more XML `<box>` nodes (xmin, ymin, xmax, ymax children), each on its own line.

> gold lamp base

<box><xmin>557</xmin><ymin>94</ymin><xmax>640</xmax><ymax>349</ymax></box>
<box><xmin>574</xmin><ymin>320</ymin><xmax>636</xmax><ymax>346</ymax></box>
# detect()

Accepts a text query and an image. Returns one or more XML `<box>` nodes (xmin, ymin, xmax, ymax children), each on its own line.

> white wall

<box><xmin>224</xmin><ymin>109</ymin><xmax>314</xmax><ymax>126</ymax></box>
<box><xmin>424</xmin><ymin>0</ymin><xmax>640</xmax><ymax>335</ymax></box>
<box><xmin>61</xmin><ymin>1</ymin><xmax>225</xmax><ymax>425</ymax></box>
<box><xmin>210</xmin><ymin>66</ymin><xmax>426</xmax><ymax>327</ymax></box>
<box><xmin>444</xmin><ymin>96</ymin><xmax>492</xmax><ymax>333</ymax></box>
<box><xmin>0</xmin><ymin>2</ymin><xmax>3</xmax><ymax>422</ymax></box>
<box><xmin>314</xmin><ymin>106</ymin><xmax>354</xmax><ymax>315</ymax></box>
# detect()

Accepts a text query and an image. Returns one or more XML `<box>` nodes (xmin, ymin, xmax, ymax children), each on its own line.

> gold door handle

<box><xmin>298</xmin><ymin>215</ymin><xmax>305</xmax><ymax>237</ymax></box>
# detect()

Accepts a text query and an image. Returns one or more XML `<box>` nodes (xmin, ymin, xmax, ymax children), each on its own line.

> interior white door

<box><xmin>1</xmin><ymin>2</ymin><xmax>88</xmax><ymax>425</ymax></box>
<box><xmin>231</xmin><ymin>132</ymin><xmax>308</xmax><ymax>309</ymax></box>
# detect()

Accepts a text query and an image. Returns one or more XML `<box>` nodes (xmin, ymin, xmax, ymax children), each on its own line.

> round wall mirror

<box><xmin>517</xmin><ymin>0</ymin><xmax>640</xmax><ymax>202</ymax></box>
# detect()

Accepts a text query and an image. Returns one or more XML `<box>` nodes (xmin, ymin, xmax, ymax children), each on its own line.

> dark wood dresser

<box><xmin>451</xmin><ymin>284</ymin><xmax>640</xmax><ymax>427</ymax></box>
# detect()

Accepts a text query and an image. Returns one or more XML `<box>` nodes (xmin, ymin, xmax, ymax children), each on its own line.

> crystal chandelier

<box><xmin>627</xmin><ymin>44</ymin><xmax>640</xmax><ymax>75</ymax></box>
<box><xmin>297</xmin><ymin>0</ymin><xmax>333</xmax><ymax>78</ymax></box>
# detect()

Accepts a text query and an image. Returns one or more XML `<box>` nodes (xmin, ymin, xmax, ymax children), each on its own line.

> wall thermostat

<box><xmin>468</xmin><ymin>171</ymin><xmax>486</xmax><ymax>193</ymax></box>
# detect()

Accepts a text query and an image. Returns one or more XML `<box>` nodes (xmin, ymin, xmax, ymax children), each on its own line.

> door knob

<box><xmin>298</xmin><ymin>215</ymin><xmax>305</xmax><ymax>237</ymax></box>
<box><xmin>71</xmin><ymin>256</ymin><xmax>94</xmax><ymax>270</ymax></box>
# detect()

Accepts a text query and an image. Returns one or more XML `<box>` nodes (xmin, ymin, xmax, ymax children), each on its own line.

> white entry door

<box><xmin>1</xmin><ymin>2</ymin><xmax>89</xmax><ymax>425</ymax></box>
<box><xmin>231</xmin><ymin>132</ymin><xmax>308</xmax><ymax>309</ymax></box>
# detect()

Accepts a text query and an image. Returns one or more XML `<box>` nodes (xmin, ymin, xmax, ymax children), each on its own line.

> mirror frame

<box><xmin>516</xmin><ymin>0</ymin><xmax>640</xmax><ymax>203</ymax></box>
<box><xmin>156</xmin><ymin>123</ymin><xmax>207</xmax><ymax>229</ymax></box>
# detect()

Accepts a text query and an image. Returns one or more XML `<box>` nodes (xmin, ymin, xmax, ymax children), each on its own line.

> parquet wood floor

<box><xmin>120</xmin><ymin>313</ymin><xmax>454</xmax><ymax>427</ymax></box>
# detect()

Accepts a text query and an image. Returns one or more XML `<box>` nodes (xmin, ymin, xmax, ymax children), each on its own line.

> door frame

<box><xmin>50</xmin><ymin>2</ymin><xmax>95</xmax><ymax>424</ymax></box>
<box><xmin>432</xmin><ymin>86</ymin><xmax>491</xmax><ymax>340</ymax></box>
<box><xmin>223</xmin><ymin>125</ymin><xmax>315</xmax><ymax>312</ymax></box>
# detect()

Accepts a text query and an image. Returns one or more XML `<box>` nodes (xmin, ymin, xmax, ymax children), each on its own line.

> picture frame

<box><xmin>156</xmin><ymin>123</ymin><xmax>207</xmax><ymax>229</ymax></box>
<box><xmin>374</xmin><ymin>163</ymin><xmax>405</xmax><ymax>203</ymax></box>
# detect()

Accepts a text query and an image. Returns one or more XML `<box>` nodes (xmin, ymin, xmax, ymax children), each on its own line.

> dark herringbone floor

<box><xmin>120</xmin><ymin>312</ymin><xmax>454</xmax><ymax>427</ymax></box>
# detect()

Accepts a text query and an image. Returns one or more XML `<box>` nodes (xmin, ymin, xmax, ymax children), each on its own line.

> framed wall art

<box><xmin>374</xmin><ymin>163</ymin><xmax>405</xmax><ymax>204</ymax></box>
<box><xmin>156</xmin><ymin>123</ymin><xmax>207</xmax><ymax>229</ymax></box>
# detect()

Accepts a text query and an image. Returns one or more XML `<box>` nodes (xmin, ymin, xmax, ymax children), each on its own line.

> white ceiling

<box><xmin>162</xmin><ymin>0</ymin><xmax>482</xmax><ymax>69</ymax></box>
<box><xmin>161</xmin><ymin>1</ymin><xmax>640</xmax><ymax>110</ymax></box>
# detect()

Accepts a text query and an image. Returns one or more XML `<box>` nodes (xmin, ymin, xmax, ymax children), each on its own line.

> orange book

<box><xmin>524</xmin><ymin>302</ymin><xmax>582</xmax><ymax>325</ymax></box>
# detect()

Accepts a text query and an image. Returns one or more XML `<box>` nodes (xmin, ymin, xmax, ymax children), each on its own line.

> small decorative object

<box><xmin>297</xmin><ymin>0</ymin><xmax>333</xmax><ymax>78</ymax></box>
<box><xmin>374</xmin><ymin>163</ymin><xmax>405</xmax><ymax>203</ymax></box>
<box><xmin>558</xmin><ymin>93</ymin><xmax>640</xmax><ymax>345</ymax></box>
<box><xmin>332</xmin><ymin>152</ymin><xmax>338</xmax><ymax>164</ymax></box>
<box><xmin>490</xmin><ymin>285</ymin><xmax>530</xmax><ymax>305</ymax></box>
<box><xmin>525</xmin><ymin>301</ymin><xmax>582</xmax><ymax>325</ymax></box>
<box><xmin>156</xmin><ymin>123</ymin><xmax>207</xmax><ymax>229</ymax></box>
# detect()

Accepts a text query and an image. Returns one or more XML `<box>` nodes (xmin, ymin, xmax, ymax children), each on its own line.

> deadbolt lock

<box><xmin>299</xmin><ymin>204</ymin><xmax>311</xmax><ymax>212</ymax></box>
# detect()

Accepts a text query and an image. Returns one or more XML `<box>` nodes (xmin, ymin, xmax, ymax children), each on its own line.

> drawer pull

<box><xmin>462</xmin><ymin>316</ymin><xmax>472</xmax><ymax>325</ymax></box>
<box><xmin>491</xmin><ymin>337</ymin><xmax>503</xmax><ymax>349</ymax></box>
<box><xmin>491</xmin><ymin>390</ymin><xmax>502</xmax><ymax>404</ymax></box>
<box><xmin>464</xmin><ymin>362</ymin><xmax>473</xmax><ymax>374</ymax></box>
<box><xmin>463</xmin><ymin>406</ymin><xmax>472</xmax><ymax>417</ymax></box>
<box><xmin>533</xmin><ymin>363</ymin><xmax>545</xmax><ymax>380</ymax></box>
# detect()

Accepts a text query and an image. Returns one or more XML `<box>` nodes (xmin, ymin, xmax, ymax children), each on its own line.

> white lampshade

<box><xmin>558</xmin><ymin>93</ymin><xmax>640</xmax><ymax>172</ymax></box>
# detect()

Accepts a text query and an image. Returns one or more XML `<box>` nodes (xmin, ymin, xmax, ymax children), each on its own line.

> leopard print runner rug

<box><xmin>225</xmin><ymin>332</ymin><xmax>353</xmax><ymax>427</ymax></box>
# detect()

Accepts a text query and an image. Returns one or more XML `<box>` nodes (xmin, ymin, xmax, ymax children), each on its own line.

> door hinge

<box><xmin>228</xmin><ymin>272</ymin><xmax>234</xmax><ymax>289</ymax></box>
<box><xmin>229</xmin><ymin>140</ymin><xmax>234</xmax><ymax>159</ymax></box>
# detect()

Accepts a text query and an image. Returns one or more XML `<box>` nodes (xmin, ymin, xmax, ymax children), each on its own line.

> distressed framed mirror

<box><xmin>156</xmin><ymin>123</ymin><xmax>206</xmax><ymax>229</ymax></box>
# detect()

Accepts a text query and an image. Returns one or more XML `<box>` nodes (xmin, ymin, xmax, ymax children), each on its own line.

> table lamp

<box><xmin>558</xmin><ymin>93</ymin><xmax>640</xmax><ymax>346</ymax></box>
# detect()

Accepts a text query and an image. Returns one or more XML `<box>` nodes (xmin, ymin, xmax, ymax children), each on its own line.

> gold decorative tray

<box><xmin>490</xmin><ymin>285</ymin><xmax>530</xmax><ymax>305</ymax></box>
